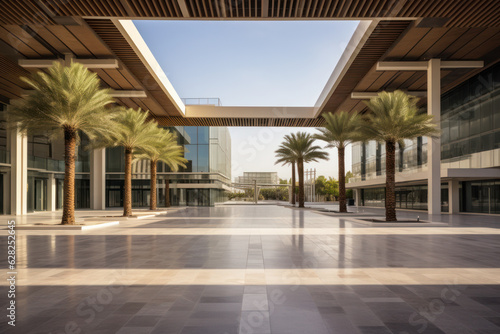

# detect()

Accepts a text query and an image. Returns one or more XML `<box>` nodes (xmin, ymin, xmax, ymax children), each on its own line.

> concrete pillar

<box><xmin>90</xmin><ymin>149</ymin><xmax>106</xmax><ymax>210</ymax></box>
<box><xmin>3</xmin><ymin>171</ymin><xmax>10</xmax><ymax>214</ymax></box>
<box><xmin>448</xmin><ymin>180</ymin><xmax>460</xmax><ymax>214</ymax></box>
<box><xmin>10</xmin><ymin>127</ymin><xmax>27</xmax><ymax>215</ymax></box>
<box><xmin>254</xmin><ymin>180</ymin><xmax>257</xmax><ymax>204</ymax></box>
<box><xmin>427</xmin><ymin>59</ymin><xmax>441</xmax><ymax>215</ymax></box>
<box><xmin>47</xmin><ymin>173</ymin><xmax>56</xmax><ymax>211</ymax></box>
<box><xmin>354</xmin><ymin>189</ymin><xmax>361</xmax><ymax>206</ymax></box>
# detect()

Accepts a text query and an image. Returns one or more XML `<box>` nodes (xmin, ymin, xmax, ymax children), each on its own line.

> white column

<box><xmin>47</xmin><ymin>173</ymin><xmax>56</xmax><ymax>211</ymax></box>
<box><xmin>427</xmin><ymin>59</ymin><xmax>441</xmax><ymax>215</ymax></box>
<box><xmin>448</xmin><ymin>180</ymin><xmax>460</xmax><ymax>214</ymax></box>
<box><xmin>10</xmin><ymin>127</ymin><xmax>27</xmax><ymax>215</ymax></box>
<box><xmin>90</xmin><ymin>149</ymin><xmax>106</xmax><ymax>210</ymax></box>
<box><xmin>354</xmin><ymin>189</ymin><xmax>361</xmax><ymax>206</ymax></box>
<box><xmin>254</xmin><ymin>180</ymin><xmax>257</xmax><ymax>204</ymax></box>
<box><xmin>4</xmin><ymin>171</ymin><xmax>11</xmax><ymax>214</ymax></box>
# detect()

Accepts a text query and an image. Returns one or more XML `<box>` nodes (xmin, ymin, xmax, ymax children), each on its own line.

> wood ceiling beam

<box><xmin>18</xmin><ymin>58</ymin><xmax>119</xmax><ymax>69</ymax></box>
<box><xmin>377</xmin><ymin>60</ymin><xmax>484</xmax><ymax>71</ymax></box>
<box><xmin>22</xmin><ymin>89</ymin><xmax>146</xmax><ymax>98</ymax></box>
<box><xmin>175</xmin><ymin>0</ymin><xmax>191</xmax><ymax>17</ymax></box>
<box><xmin>351</xmin><ymin>91</ymin><xmax>427</xmax><ymax>99</ymax></box>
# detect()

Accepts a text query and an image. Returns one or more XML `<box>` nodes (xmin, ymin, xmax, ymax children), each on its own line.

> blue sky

<box><xmin>134</xmin><ymin>20</ymin><xmax>359</xmax><ymax>180</ymax></box>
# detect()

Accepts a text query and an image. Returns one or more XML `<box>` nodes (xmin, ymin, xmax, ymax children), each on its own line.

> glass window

<box><xmin>185</xmin><ymin>144</ymin><xmax>197</xmax><ymax>172</ymax></box>
<box><xmin>480</xmin><ymin>98</ymin><xmax>493</xmax><ymax>132</ymax></box>
<box><xmin>184</xmin><ymin>127</ymin><xmax>197</xmax><ymax>145</ymax></box>
<box><xmin>469</xmin><ymin>108</ymin><xmax>481</xmax><ymax>136</ymax></box>
<box><xmin>198</xmin><ymin>127</ymin><xmax>209</xmax><ymax>144</ymax></box>
<box><xmin>481</xmin><ymin>133</ymin><xmax>494</xmax><ymax>151</ymax></box>
<box><xmin>470</xmin><ymin>136</ymin><xmax>481</xmax><ymax>154</ymax></box>
<box><xmin>198</xmin><ymin>145</ymin><xmax>209</xmax><ymax>172</ymax></box>
<box><xmin>449</xmin><ymin>116</ymin><xmax>459</xmax><ymax>141</ymax></box>
<box><xmin>106</xmin><ymin>147</ymin><xmax>124</xmax><ymax>172</ymax></box>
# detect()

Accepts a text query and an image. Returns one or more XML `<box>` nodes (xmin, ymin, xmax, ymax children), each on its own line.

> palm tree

<box><xmin>282</xmin><ymin>132</ymin><xmax>328</xmax><ymax>208</ymax></box>
<box><xmin>314</xmin><ymin>111</ymin><xmax>364</xmax><ymax>213</ymax></box>
<box><xmin>363</xmin><ymin>90</ymin><xmax>439</xmax><ymax>221</ymax></box>
<box><xmin>135</xmin><ymin>128</ymin><xmax>186</xmax><ymax>210</ymax></box>
<box><xmin>7</xmin><ymin>62</ymin><xmax>114</xmax><ymax>225</ymax></box>
<box><xmin>275</xmin><ymin>142</ymin><xmax>297</xmax><ymax>205</ymax></box>
<box><xmin>95</xmin><ymin>107</ymin><xmax>162</xmax><ymax>217</ymax></box>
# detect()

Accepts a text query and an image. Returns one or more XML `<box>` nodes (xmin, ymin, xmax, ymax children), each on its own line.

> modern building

<box><xmin>0</xmin><ymin>1</ymin><xmax>499</xmax><ymax>215</ymax></box>
<box><xmin>106</xmin><ymin>126</ymin><xmax>231</xmax><ymax>207</ymax></box>
<box><xmin>0</xmin><ymin>103</ymin><xmax>231</xmax><ymax>213</ymax></box>
<box><xmin>348</xmin><ymin>63</ymin><xmax>500</xmax><ymax>214</ymax></box>
<box><xmin>235</xmin><ymin>172</ymin><xmax>279</xmax><ymax>185</ymax></box>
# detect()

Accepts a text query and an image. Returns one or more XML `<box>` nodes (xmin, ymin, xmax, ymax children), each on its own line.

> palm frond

<box><xmin>7</xmin><ymin>61</ymin><xmax>115</xmax><ymax>141</ymax></box>
<box><xmin>314</xmin><ymin>111</ymin><xmax>364</xmax><ymax>148</ymax></box>
<box><xmin>135</xmin><ymin>127</ymin><xmax>187</xmax><ymax>172</ymax></box>
<box><xmin>277</xmin><ymin>132</ymin><xmax>328</xmax><ymax>163</ymax></box>
<box><xmin>362</xmin><ymin>90</ymin><xmax>440</xmax><ymax>143</ymax></box>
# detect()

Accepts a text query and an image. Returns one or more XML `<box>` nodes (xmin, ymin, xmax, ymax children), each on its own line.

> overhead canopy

<box><xmin>0</xmin><ymin>0</ymin><xmax>499</xmax><ymax>126</ymax></box>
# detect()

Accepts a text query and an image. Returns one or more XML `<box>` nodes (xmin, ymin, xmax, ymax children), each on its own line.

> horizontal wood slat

<box><xmin>0</xmin><ymin>1</ymin><xmax>499</xmax><ymax>27</ymax></box>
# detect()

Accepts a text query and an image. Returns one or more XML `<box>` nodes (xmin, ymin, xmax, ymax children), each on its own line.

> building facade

<box><xmin>348</xmin><ymin>63</ymin><xmax>500</xmax><ymax>214</ymax></box>
<box><xmin>0</xmin><ymin>114</ymin><xmax>231</xmax><ymax>214</ymax></box>
<box><xmin>105</xmin><ymin>126</ymin><xmax>231</xmax><ymax>207</ymax></box>
<box><xmin>236</xmin><ymin>172</ymin><xmax>279</xmax><ymax>185</ymax></box>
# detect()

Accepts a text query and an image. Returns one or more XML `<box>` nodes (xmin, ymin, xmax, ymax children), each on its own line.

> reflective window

<box><xmin>441</xmin><ymin>62</ymin><xmax>500</xmax><ymax>162</ymax></box>
<box><xmin>198</xmin><ymin>145</ymin><xmax>209</xmax><ymax>172</ymax></box>
<box><xmin>184</xmin><ymin>127</ymin><xmax>197</xmax><ymax>145</ymax></box>
<box><xmin>198</xmin><ymin>127</ymin><xmax>209</xmax><ymax>144</ymax></box>
<box><xmin>185</xmin><ymin>144</ymin><xmax>197</xmax><ymax>172</ymax></box>
<box><xmin>106</xmin><ymin>147</ymin><xmax>124</xmax><ymax>172</ymax></box>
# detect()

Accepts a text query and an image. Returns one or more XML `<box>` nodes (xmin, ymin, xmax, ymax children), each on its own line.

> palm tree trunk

<box><xmin>165</xmin><ymin>175</ymin><xmax>170</xmax><ymax>207</ymax></box>
<box><xmin>385</xmin><ymin>141</ymin><xmax>397</xmax><ymax>221</ymax></box>
<box><xmin>123</xmin><ymin>148</ymin><xmax>133</xmax><ymax>217</ymax></box>
<box><xmin>338</xmin><ymin>146</ymin><xmax>347</xmax><ymax>213</ymax></box>
<box><xmin>291</xmin><ymin>162</ymin><xmax>296</xmax><ymax>205</ymax></box>
<box><xmin>150</xmin><ymin>159</ymin><xmax>157</xmax><ymax>210</ymax></box>
<box><xmin>61</xmin><ymin>127</ymin><xmax>76</xmax><ymax>225</ymax></box>
<box><xmin>298</xmin><ymin>158</ymin><xmax>305</xmax><ymax>208</ymax></box>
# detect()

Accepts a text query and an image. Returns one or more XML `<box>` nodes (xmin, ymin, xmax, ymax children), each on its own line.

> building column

<box><xmin>448</xmin><ymin>180</ymin><xmax>460</xmax><ymax>214</ymax></box>
<box><xmin>354</xmin><ymin>189</ymin><xmax>361</xmax><ymax>206</ymax></box>
<box><xmin>47</xmin><ymin>173</ymin><xmax>56</xmax><ymax>211</ymax></box>
<box><xmin>4</xmin><ymin>171</ymin><xmax>11</xmax><ymax>214</ymax></box>
<box><xmin>427</xmin><ymin>59</ymin><xmax>441</xmax><ymax>215</ymax></box>
<box><xmin>10</xmin><ymin>127</ymin><xmax>27</xmax><ymax>215</ymax></box>
<box><xmin>90</xmin><ymin>149</ymin><xmax>106</xmax><ymax>210</ymax></box>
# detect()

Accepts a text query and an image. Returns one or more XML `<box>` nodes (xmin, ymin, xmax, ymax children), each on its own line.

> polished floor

<box><xmin>1</xmin><ymin>205</ymin><xmax>500</xmax><ymax>333</ymax></box>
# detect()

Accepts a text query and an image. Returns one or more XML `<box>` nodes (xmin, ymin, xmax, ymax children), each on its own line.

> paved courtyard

<box><xmin>1</xmin><ymin>205</ymin><xmax>500</xmax><ymax>334</ymax></box>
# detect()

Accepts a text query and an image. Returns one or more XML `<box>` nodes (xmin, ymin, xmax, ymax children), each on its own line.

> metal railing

<box><xmin>181</xmin><ymin>98</ymin><xmax>222</xmax><ymax>106</ymax></box>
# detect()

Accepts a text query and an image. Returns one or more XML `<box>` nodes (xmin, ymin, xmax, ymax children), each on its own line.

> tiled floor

<box><xmin>1</xmin><ymin>205</ymin><xmax>500</xmax><ymax>333</ymax></box>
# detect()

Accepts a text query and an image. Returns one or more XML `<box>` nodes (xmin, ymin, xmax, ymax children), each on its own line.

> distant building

<box><xmin>236</xmin><ymin>172</ymin><xmax>278</xmax><ymax>185</ymax></box>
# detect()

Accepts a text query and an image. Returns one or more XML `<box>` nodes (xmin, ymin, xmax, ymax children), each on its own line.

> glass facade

<box><xmin>28</xmin><ymin>132</ymin><xmax>90</xmax><ymax>173</ymax></box>
<box><xmin>441</xmin><ymin>62</ymin><xmax>500</xmax><ymax>166</ymax></box>
<box><xmin>105</xmin><ymin>126</ymin><xmax>231</xmax><ymax>207</ymax></box>
<box><xmin>25</xmin><ymin>130</ymin><xmax>91</xmax><ymax>212</ymax></box>
<box><xmin>461</xmin><ymin>180</ymin><xmax>500</xmax><ymax>214</ymax></box>
<box><xmin>351</xmin><ymin>138</ymin><xmax>427</xmax><ymax>182</ymax></box>
<box><xmin>361</xmin><ymin>184</ymin><xmax>449</xmax><ymax>212</ymax></box>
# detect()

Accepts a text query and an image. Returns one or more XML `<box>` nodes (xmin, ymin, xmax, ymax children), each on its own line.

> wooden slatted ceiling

<box><xmin>0</xmin><ymin>56</ymin><xmax>31</xmax><ymax>99</ymax></box>
<box><xmin>320</xmin><ymin>20</ymin><xmax>411</xmax><ymax>114</ymax></box>
<box><xmin>85</xmin><ymin>19</ymin><xmax>181</xmax><ymax>116</ymax></box>
<box><xmin>0</xmin><ymin>20</ymin><xmax>179</xmax><ymax>117</ymax></box>
<box><xmin>330</xmin><ymin>24</ymin><xmax>500</xmax><ymax>116</ymax></box>
<box><xmin>2</xmin><ymin>0</ymin><xmax>500</xmax><ymax>27</ymax></box>
<box><xmin>155</xmin><ymin>117</ymin><xmax>326</xmax><ymax>127</ymax></box>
